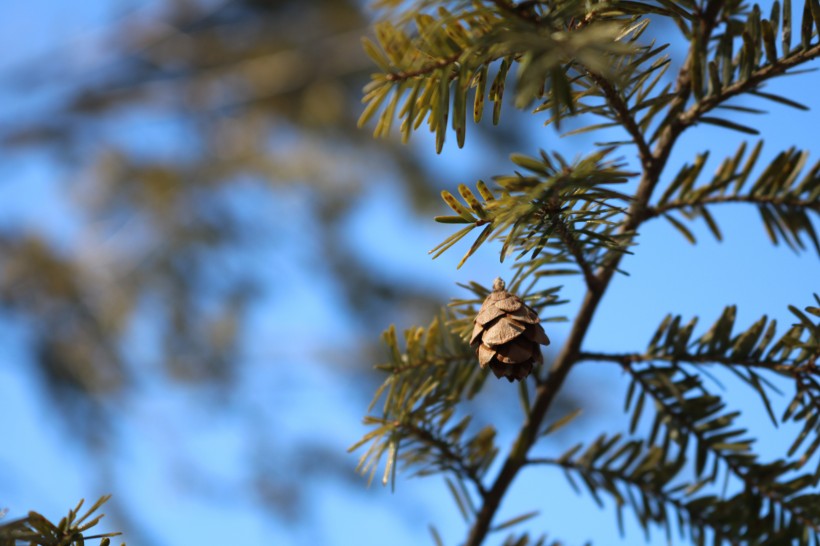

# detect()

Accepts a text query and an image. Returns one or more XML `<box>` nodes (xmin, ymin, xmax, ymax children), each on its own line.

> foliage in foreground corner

<box><xmin>353</xmin><ymin>0</ymin><xmax>820</xmax><ymax>545</ymax></box>
<box><xmin>0</xmin><ymin>496</ymin><xmax>123</xmax><ymax>546</ymax></box>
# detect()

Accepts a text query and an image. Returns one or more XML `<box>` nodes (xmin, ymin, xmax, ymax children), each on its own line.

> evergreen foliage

<box><xmin>352</xmin><ymin>1</ymin><xmax>820</xmax><ymax>544</ymax></box>
<box><xmin>0</xmin><ymin>496</ymin><xmax>122</xmax><ymax>546</ymax></box>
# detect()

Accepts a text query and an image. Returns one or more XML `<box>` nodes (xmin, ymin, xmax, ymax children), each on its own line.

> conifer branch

<box><xmin>545</xmin><ymin>201</ymin><xmax>601</xmax><ymax>292</ymax></box>
<box><xmin>525</xmin><ymin>456</ymin><xmax>732</xmax><ymax>544</ymax></box>
<box><xmin>487</xmin><ymin>0</ymin><xmax>521</xmax><ymax>17</ymax></box>
<box><xmin>464</xmin><ymin>7</ymin><xmax>730</xmax><ymax>544</ymax></box>
<box><xmin>384</xmin><ymin>53</ymin><xmax>462</xmax><ymax>82</ymax></box>
<box><xmin>386</xmin><ymin>353</ymin><xmax>472</xmax><ymax>375</ymax></box>
<box><xmin>587</xmin><ymin>71</ymin><xmax>653</xmax><ymax>168</ymax></box>
<box><xmin>622</xmin><ymin>362</ymin><xmax>820</xmax><ymax>535</ymax></box>
<box><xmin>403</xmin><ymin>422</ymin><xmax>489</xmax><ymax>497</ymax></box>
<box><xmin>644</xmin><ymin>0</ymin><xmax>723</xmax><ymax>188</ymax></box>
<box><xmin>578</xmin><ymin>351</ymin><xmax>819</xmax><ymax>377</ymax></box>
<box><xmin>647</xmin><ymin>193</ymin><xmax>820</xmax><ymax>218</ymax></box>
<box><xmin>680</xmin><ymin>42</ymin><xmax>820</xmax><ymax>129</ymax></box>
<box><xmin>358</xmin><ymin>2</ymin><xmax>820</xmax><ymax>544</ymax></box>
<box><xmin>0</xmin><ymin>496</ymin><xmax>123</xmax><ymax>546</ymax></box>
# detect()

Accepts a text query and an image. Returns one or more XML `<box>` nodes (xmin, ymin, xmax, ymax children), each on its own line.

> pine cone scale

<box><xmin>470</xmin><ymin>322</ymin><xmax>484</xmax><ymax>347</ymax></box>
<box><xmin>508</xmin><ymin>305</ymin><xmax>539</xmax><ymax>324</ymax></box>
<box><xmin>494</xmin><ymin>297</ymin><xmax>522</xmax><ymax>313</ymax></box>
<box><xmin>524</xmin><ymin>324</ymin><xmax>550</xmax><ymax>345</ymax></box>
<box><xmin>493</xmin><ymin>340</ymin><xmax>533</xmax><ymax>363</ymax></box>
<box><xmin>475</xmin><ymin>304</ymin><xmax>507</xmax><ymax>325</ymax></box>
<box><xmin>482</xmin><ymin>316</ymin><xmax>526</xmax><ymax>346</ymax></box>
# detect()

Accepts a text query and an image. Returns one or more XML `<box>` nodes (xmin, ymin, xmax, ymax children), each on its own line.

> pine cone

<box><xmin>469</xmin><ymin>278</ymin><xmax>550</xmax><ymax>382</ymax></box>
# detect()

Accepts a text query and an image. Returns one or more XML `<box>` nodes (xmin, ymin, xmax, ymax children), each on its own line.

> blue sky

<box><xmin>1</xmin><ymin>1</ymin><xmax>819</xmax><ymax>546</ymax></box>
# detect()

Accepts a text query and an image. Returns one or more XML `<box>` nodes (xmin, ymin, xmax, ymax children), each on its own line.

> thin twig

<box><xmin>587</xmin><ymin>70</ymin><xmax>654</xmax><ymax>170</ymax></box>
<box><xmin>547</xmin><ymin>203</ymin><xmax>601</xmax><ymax>292</ymax></box>
<box><xmin>577</xmin><ymin>350</ymin><xmax>820</xmax><ymax>377</ymax></box>
<box><xmin>680</xmin><ymin>42</ymin><xmax>820</xmax><ymax>128</ymax></box>
<box><xmin>404</xmin><ymin>423</ymin><xmax>489</xmax><ymax>498</ymax></box>
<box><xmin>385</xmin><ymin>53</ymin><xmax>462</xmax><ymax>82</ymax></box>
<box><xmin>646</xmin><ymin>194</ymin><xmax>820</xmax><ymax>218</ymax></box>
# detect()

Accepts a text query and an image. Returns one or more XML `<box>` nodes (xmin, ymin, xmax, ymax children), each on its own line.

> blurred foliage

<box><xmin>0</xmin><ymin>0</ymin><xmax>421</xmax><ymax>418</ymax></box>
<box><xmin>0</xmin><ymin>496</ymin><xmax>122</xmax><ymax>546</ymax></box>
<box><xmin>0</xmin><ymin>0</ymin><xmax>532</xmax><ymax>536</ymax></box>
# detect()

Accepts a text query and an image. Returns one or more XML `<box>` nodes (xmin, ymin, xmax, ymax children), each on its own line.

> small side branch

<box><xmin>404</xmin><ymin>423</ymin><xmax>489</xmax><ymax>498</ymax></box>
<box><xmin>578</xmin><ymin>350</ymin><xmax>819</xmax><ymax>377</ymax></box>
<box><xmin>385</xmin><ymin>53</ymin><xmax>463</xmax><ymax>82</ymax></box>
<box><xmin>645</xmin><ymin>194</ymin><xmax>820</xmax><ymax>219</ymax></box>
<box><xmin>681</xmin><ymin>42</ymin><xmax>820</xmax><ymax>127</ymax></box>
<box><xmin>587</xmin><ymin>71</ymin><xmax>654</xmax><ymax>171</ymax></box>
<box><xmin>547</xmin><ymin>205</ymin><xmax>601</xmax><ymax>292</ymax></box>
<box><xmin>487</xmin><ymin>0</ymin><xmax>540</xmax><ymax>23</ymax></box>
<box><xmin>488</xmin><ymin>0</ymin><xmax>521</xmax><ymax>16</ymax></box>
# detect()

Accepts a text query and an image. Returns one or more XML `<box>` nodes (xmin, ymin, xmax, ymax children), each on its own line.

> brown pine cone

<box><xmin>469</xmin><ymin>277</ymin><xmax>550</xmax><ymax>382</ymax></box>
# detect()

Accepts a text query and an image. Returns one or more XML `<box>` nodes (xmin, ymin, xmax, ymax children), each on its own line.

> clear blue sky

<box><xmin>0</xmin><ymin>1</ymin><xmax>818</xmax><ymax>545</ymax></box>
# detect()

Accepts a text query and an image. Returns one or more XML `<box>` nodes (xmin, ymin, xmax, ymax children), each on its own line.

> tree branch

<box><xmin>458</xmin><ymin>5</ymin><xmax>820</xmax><ymax>544</ymax></box>
<box><xmin>403</xmin><ymin>423</ymin><xmax>489</xmax><ymax>498</ymax></box>
<box><xmin>680</xmin><ymin>42</ymin><xmax>820</xmax><ymax>128</ymax></box>
<box><xmin>547</xmin><ymin>202</ymin><xmax>601</xmax><ymax>292</ymax></box>
<box><xmin>640</xmin><ymin>0</ymin><xmax>723</xmax><ymax>205</ymax></box>
<box><xmin>463</xmin><ymin>7</ymin><xmax>726</xmax><ymax>544</ymax></box>
<box><xmin>385</xmin><ymin>53</ymin><xmax>462</xmax><ymax>82</ymax></box>
<box><xmin>578</xmin><ymin>350</ymin><xmax>820</xmax><ymax>377</ymax></box>
<box><xmin>525</xmin><ymin>456</ymin><xmax>739</xmax><ymax>545</ymax></box>
<box><xmin>621</xmin><ymin>362</ymin><xmax>820</xmax><ymax>534</ymax></box>
<box><xmin>646</xmin><ymin>193</ymin><xmax>820</xmax><ymax>219</ymax></box>
<box><xmin>385</xmin><ymin>353</ymin><xmax>473</xmax><ymax>375</ymax></box>
<box><xmin>487</xmin><ymin>0</ymin><xmax>521</xmax><ymax>16</ymax></box>
<box><xmin>587</xmin><ymin>70</ymin><xmax>654</xmax><ymax>170</ymax></box>
<box><xmin>487</xmin><ymin>0</ymin><xmax>542</xmax><ymax>23</ymax></box>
